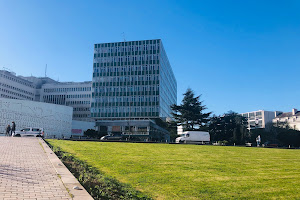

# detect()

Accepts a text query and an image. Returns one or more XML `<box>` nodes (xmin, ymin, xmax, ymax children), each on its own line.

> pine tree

<box><xmin>171</xmin><ymin>88</ymin><xmax>211</xmax><ymax>131</ymax></box>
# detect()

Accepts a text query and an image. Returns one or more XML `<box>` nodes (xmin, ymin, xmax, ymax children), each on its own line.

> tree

<box><xmin>251</xmin><ymin>122</ymin><xmax>300</xmax><ymax>147</ymax></box>
<box><xmin>84</xmin><ymin>129</ymin><xmax>106</xmax><ymax>139</ymax></box>
<box><xmin>154</xmin><ymin>118</ymin><xmax>178</xmax><ymax>142</ymax></box>
<box><xmin>209</xmin><ymin>111</ymin><xmax>249</xmax><ymax>145</ymax></box>
<box><xmin>171</xmin><ymin>88</ymin><xmax>211</xmax><ymax>131</ymax></box>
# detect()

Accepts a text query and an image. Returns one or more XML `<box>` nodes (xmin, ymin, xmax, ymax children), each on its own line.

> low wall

<box><xmin>0</xmin><ymin>98</ymin><xmax>73</xmax><ymax>138</ymax></box>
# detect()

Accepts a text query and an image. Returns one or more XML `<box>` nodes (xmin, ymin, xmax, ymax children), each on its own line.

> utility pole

<box><xmin>122</xmin><ymin>32</ymin><xmax>126</xmax><ymax>42</ymax></box>
<box><xmin>45</xmin><ymin>64</ymin><xmax>47</xmax><ymax>77</ymax></box>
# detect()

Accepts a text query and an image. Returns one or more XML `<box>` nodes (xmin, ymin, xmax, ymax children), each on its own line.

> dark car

<box><xmin>264</xmin><ymin>141</ymin><xmax>279</xmax><ymax>148</ymax></box>
<box><xmin>100</xmin><ymin>135</ymin><xmax>125</xmax><ymax>141</ymax></box>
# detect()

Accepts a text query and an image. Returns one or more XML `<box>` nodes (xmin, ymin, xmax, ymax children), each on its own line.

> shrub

<box><xmin>47</xmin><ymin>142</ymin><xmax>152</xmax><ymax>200</ymax></box>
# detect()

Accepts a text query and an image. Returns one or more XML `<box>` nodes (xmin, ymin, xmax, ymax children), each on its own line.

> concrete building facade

<box><xmin>91</xmin><ymin>39</ymin><xmax>177</xmax><ymax>141</ymax></box>
<box><xmin>91</xmin><ymin>39</ymin><xmax>176</xmax><ymax>120</ymax></box>
<box><xmin>0</xmin><ymin>70</ymin><xmax>36</xmax><ymax>101</ymax></box>
<box><xmin>40</xmin><ymin>82</ymin><xmax>92</xmax><ymax>121</ymax></box>
<box><xmin>241</xmin><ymin>110</ymin><xmax>276</xmax><ymax>129</ymax></box>
<box><xmin>0</xmin><ymin>70</ymin><xmax>93</xmax><ymax>122</ymax></box>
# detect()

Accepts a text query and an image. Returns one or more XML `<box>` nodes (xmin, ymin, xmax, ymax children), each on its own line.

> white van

<box><xmin>175</xmin><ymin>131</ymin><xmax>210</xmax><ymax>144</ymax></box>
<box><xmin>13</xmin><ymin>128</ymin><xmax>44</xmax><ymax>137</ymax></box>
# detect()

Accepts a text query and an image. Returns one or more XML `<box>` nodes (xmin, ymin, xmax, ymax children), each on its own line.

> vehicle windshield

<box><xmin>22</xmin><ymin>128</ymin><xmax>30</xmax><ymax>131</ymax></box>
<box><xmin>179</xmin><ymin>134</ymin><xmax>189</xmax><ymax>137</ymax></box>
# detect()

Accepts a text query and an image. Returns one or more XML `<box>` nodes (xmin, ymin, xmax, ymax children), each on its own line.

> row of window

<box><xmin>0</xmin><ymin>93</ymin><xmax>28</xmax><ymax>100</ymax></box>
<box><xmin>0</xmin><ymin>73</ymin><xmax>35</xmax><ymax>88</ymax></box>
<box><xmin>67</xmin><ymin>94</ymin><xmax>91</xmax><ymax>99</ymax></box>
<box><xmin>276</xmin><ymin>117</ymin><xmax>299</xmax><ymax>122</ymax></box>
<box><xmin>73</xmin><ymin>107</ymin><xmax>90</xmax><ymax>112</ymax></box>
<box><xmin>95</xmin><ymin>44</ymin><xmax>159</xmax><ymax>53</ymax></box>
<box><xmin>0</xmin><ymin>88</ymin><xmax>33</xmax><ymax>100</ymax></box>
<box><xmin>43</xmin><ymin>87</ymin><xmax>91</xmax><ymax>93</ymax></box>
<box><xmin>242</xmin><ymin>111</ymin><xmax>263</xmax><ymax>119</ymax></box>
<box><xmin>94</xmin><ymin>85</ymin><xmax>159</xmax><ymax>93</ymax></box>
<box><xmin>93</xmin><ymin>91</ymin><xmax>159</xmax><ymax>97</ymax></box>
<box><xmin>91</xmin><ymin>112</ymin><xmax>159</xmax><ymax>118</ymax></box>
<box><xmin>93</xmin><ymin>95</ymin><xmax>159</xmax><ymax>103</ymax></box>
<box><xmin>93</xmin><ymin>106</ymin><xmax>159</xmax><ymax>113</ymax></box>
<box><xmin>94</xmin><ymin>75</ymin><xmax>159</xmax><ymax>82</ymax></box>
<box><xmin>94</xmin><ymin>51</ymin><xmax>160</xmax><ymax>58</ymax></box>
<box><xmin>66</xmin><ymin>101</ymin><xmax>90</xmax><ymax>105</ymax></box>
<box><xmin>93</xmin><ymin>64</ymin><xmax>159</xmax><ymax>72</ymax></box>
<box><xmin>94</xmin><ymin>40</ymin><xmax>160</xmax><ymax>49</ymax></box>
<box><xmin>92</xmin><ymin>102</ymin><xmax>159</xmax><ymax>107</ymax></box>
<box><xmin>93</xmin><ymin>71</ymin><xmax>160</xmax><ymax>78</ymax></box>
<box><xmin>92</xmin><ymin>81</ymin><xmax>160</xmax><ymax>87</ymax></box>
<box><xmin>0</xmin><ymin>83</ymin><xmax>34</xmax><ymax>96</ymax></box>
<box><xmin>73</xmin><ymin>114</ymin><xmax>90</xmax><ymax>118</ymax></box>
<box><xmin>93</xmin><ymin>60</ymin><xmax>160</xmax><ymax>67</ymax></box>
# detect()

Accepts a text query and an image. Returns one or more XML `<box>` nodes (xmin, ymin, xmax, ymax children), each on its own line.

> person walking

<box><xmin>11</xmin><ymin>121</ymin><xmax>16</xmax><ymax>136</ymax></box>
<box><xmin>5</xmin><ymin>125</ymin><xmax>11</xmax><ymax>136</ymax></box>
<box><xmin>256</xmin><ymin>135</ymin><xmax>261</xmax><ymax>147</ymax></box>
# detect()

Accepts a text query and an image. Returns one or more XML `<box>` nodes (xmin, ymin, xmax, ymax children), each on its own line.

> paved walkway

<box><xmin>0</xmin><ymin>137</ymin><xmax>72</xmax><ymax>200</ymax></box>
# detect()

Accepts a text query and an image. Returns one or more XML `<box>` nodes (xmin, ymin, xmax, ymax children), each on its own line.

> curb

<box><xmin>39</xmin><ymin>138</ymin><xmax>94</xmax><ymax>200</ymax></box>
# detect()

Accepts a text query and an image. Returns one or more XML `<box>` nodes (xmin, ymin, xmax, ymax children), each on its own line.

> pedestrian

<box><xmin>256</xmin><ymin>135</ymin><xmax>261</xmax><ymax>147</ymax></box>
<box><xmin>5</xmin><ymin>125</ymin><xmax>11</xmax><ymax>136</ymax></box>
<box><xmin>11</xmin><ymin>121</ymin><xmax>16</xmax><ymax>136</ymax></box>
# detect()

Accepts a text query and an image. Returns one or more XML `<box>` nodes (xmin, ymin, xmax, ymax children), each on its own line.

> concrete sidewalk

<box><xmin>0</xmin><ymin>137</ymin><xmax>93</xmax><ymax>200</ymax></box>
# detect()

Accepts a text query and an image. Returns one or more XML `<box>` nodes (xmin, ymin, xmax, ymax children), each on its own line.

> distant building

<box><xmin>273</xmin><ymin>108</ymin><xmax>300</xmax><ymax>130</ymax></box>
<box><xmin>0</xmin><ymin>70</ymin><xmax>93</xmax><ymax>122</ymax></box>
<box><xmin>40</xmin><ymin>81</ymin><xmax>92</xmax><ymax>121</ymax></box>
<box><xmin>241</xmin><ymin>110</ymin><xmax>276</xmax><ymax>129</ymax></box>
<box><xmin>91</xmin><ymin>39</ymin><xmax>177</xmax><ymax>141</ymax></box>
<box><xmin>20</xmin><ymin>75</ymin><xmax>58</xmax><ymax>101</ymax></box>
<box><xmin>0</xmin><ymin>70</ymin><xmax>36</xmax><ymax>101</ymax></box>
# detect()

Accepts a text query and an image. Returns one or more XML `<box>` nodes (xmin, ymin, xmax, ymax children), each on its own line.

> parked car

<box><xmin>13</xmin><ymin>128</ymin><xmax>44</xmax><ymax>137</ymax></box>
<box><xmin>263</xmin><ymin>141</ymin><xmax>279</xmax><ymax>148</ymax></box>
<box><xmin>100</xmin><ymin>135</ymin><xmax>125</xmax><ymax>141</ymax></box>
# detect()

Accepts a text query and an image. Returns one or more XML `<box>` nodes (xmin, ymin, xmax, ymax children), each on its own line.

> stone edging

<box><xmin>39</xmin><ymin>138</ymin><xmax>94</xmax><ymax>200</ymax></box>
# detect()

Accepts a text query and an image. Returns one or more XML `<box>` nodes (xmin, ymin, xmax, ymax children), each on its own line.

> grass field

<box><xmin>47</xmin><ymin>140</ymin><xmax>300</xmax><ymax>200</ymax></box>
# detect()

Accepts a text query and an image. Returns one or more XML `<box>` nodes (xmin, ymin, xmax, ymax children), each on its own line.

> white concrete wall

<box><xmin>71</xmin><ymin>120</ymin><xmax>95</xmax><ymax>136</ymax></box>
<box><xmin>0</xmin><ymin>98</ymin><xmax>73</xmax><ymax>138</ymax></box>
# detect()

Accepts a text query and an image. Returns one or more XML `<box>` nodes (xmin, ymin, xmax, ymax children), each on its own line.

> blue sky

<box><xmin>0</xmin><ymin>0</ymin><xmax>299</xmax><ymax>115</ymax></box>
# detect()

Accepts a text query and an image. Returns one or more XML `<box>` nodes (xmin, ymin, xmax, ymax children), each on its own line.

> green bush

<box><xmin>47</xmin><ymin>143</ymin><xmax>152</xmax><ymax>200</ymax></box>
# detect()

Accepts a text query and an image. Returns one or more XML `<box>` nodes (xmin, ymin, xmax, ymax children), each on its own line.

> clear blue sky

<box><xmin>0</xmin><ymin>0</ymin><xmax>299</xmax><ymax>115</ymax></box>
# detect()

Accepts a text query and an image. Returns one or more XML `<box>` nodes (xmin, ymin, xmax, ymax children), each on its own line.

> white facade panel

<box><xmin>0</xmin><ymin>98</ymin><xmax>73</xmax><ymax>138</ymax></box>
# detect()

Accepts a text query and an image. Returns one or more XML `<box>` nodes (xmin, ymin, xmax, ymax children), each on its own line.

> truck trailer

<box><xmin>175</xmin><ymin>131</ymin><xmax>210</xmax><ymax>144</ymax></box>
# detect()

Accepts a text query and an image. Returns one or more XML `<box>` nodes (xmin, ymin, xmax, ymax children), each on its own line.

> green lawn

<box><xmin>47</xmin><ymin>140</ymin><xmax>300</xmax><ymax>200</ymax></box>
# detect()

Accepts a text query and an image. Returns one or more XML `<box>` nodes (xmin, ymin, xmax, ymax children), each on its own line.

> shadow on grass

<box><xmin>46</xmin><ymin>141</ymin><xmax>152</xmax><ymax>200</ymax></box>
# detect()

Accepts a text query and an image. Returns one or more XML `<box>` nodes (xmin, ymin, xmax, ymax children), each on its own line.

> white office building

<box><xmin>273</xmin><ymin>108</ymin><xmax>300</xmax><ymax>131</ymax></box>
<box><xmin>40</xmin><ymin>81</ymin><xmax>92</xmax><ymax>121</ymax></box>
<box><xmin>241</xmin><ymin>110</ymin><xmax>276</xmax><ymax>129</ymax></box>
<box><xmin>0</xmin><ymin>70</ymin><xmax>36</xmax><ymax>101</ymax></box>
<box><xmin>0</xmin><ymin>70</ymin><xmax>93</xmax><ymax>122</ymax></box>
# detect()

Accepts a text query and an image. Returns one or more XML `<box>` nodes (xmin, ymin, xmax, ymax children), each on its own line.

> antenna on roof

<box><xmin>122</xmin><ymin>32</ymin><xmax>126</xmax><ymax>42</ymax></box>
<box><xmin>45</xmin><ymin>64</ymin><xmax>47</xmax><ymax>77</ymax></box>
